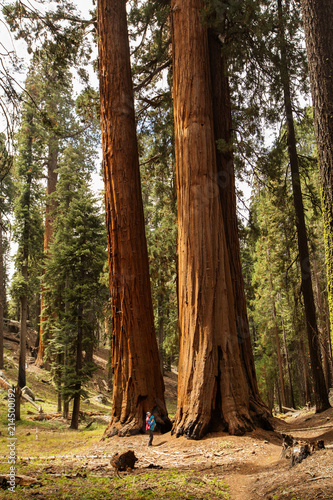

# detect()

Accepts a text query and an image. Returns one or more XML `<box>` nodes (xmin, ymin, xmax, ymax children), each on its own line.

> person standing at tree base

<box><xmin>146</xmin><ymin>411</ymin><xmax>156</xmax><ymax>446</ymax></box>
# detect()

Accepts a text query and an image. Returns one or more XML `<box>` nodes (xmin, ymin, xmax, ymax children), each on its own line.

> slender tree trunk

<box><xmin>36</xmin><ymin>137</ymin><xmax>58</xmax><ymax>368</ymax></box>
<box><xmin>70</xmin><ymin>302</ymin><xmax>83</xmax><ymax>430</ymax></box>
<box><xmin>271</xmin><ymin>292</ymin><xmax>287</xmax><ymax>408</ymax></box>
<box><xmin>300</xmin><ymin>337</ymin><xmax>312</xmax><ymax>405</ymax></box>
<box><xmin>275</xmin><ymin>381</ymin><xmax>282</xmax><ymax>414</ymax></box>
<box><xmin>158</xmin><ymin>291</ymin><xmax>164</xmax><ymax>376</ymax></box>
<box><xmin>171</xmin><ymin>0</ymin><xmax>253</xmax><ymax>438</ymax></box>
<box><xmin>63</xmin><ymin>399</ymin><xmax>69</xmax><ymax>419</ymax></box>
<box><xmin>300</xmin><ymin>0</ymin><xmax>333</xmax><ymax>353</ymax></box>
<box><xmin>16</xmin><ymin>159</ymin><xmax>32</xmax><ymax>420</ymax></box>
<box><xmin>0</xmin><ymin>214</ymin><xmax>4</xmax><ymax>369</ymax></box>
<box><xmin>16</xmin><ymin>256</ymin><xmax>29</xmax><ymax>421</ymax></box>
<box><xmin>312</xmin><ymin>257</ymin><xmax>333</xmax><ymax>388</ymax></box>
<box><xmin>278</xmin><ymin>0</ymin><xmax>330</xmax><ymax>411</ymax></box>
<box><xmin>208</xmin><ymin>30</ymin><xmax>271</xmax><ymax>427</ymax></box>
<box><xmin>97</xmin><ymin>0</ymin><xmax>170</xmax><ymax>436</ymax></box>
<box><xmin>280</xmin><ymin>313</ymin><xmax>295</xmax><ymax>408</ymax></box>
<box><xmin>56</xmin><ymin>353</ymin><xmax>62</xmax><ymax>413</ymax></box>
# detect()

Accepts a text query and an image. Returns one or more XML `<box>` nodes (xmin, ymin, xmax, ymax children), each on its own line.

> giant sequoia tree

<box><xmin>171</xmin><ymin>0</ymin><xmax>260</xmax><ymax>438</ymax></box>
<box><xmin>300</xmin><ymin>0</ymin><xmax>333</xmax><ymax>352</ymax></box>
<box><xmin>97</xmin><ymin>0</ymin><xmax>171</xmax><ymax>436</ymax></box>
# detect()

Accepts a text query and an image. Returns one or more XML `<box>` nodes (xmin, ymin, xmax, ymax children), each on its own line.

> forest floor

<box><xmin>0</xmin><ymin>322</ymin><xmax>333</xmax><ymax>499</ymax></box>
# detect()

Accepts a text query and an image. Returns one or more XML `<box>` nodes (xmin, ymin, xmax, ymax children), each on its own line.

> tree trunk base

<box><xmin>249</xmin><ymin>397</ymin><xmax>274</xmax><ymax>431</ymax></box>
<box><xmin>315</xmin><ymin>402</ymin><xmax>331</xmax><ymax>414</ymax></box>
<box><xmin>172</xmin><ymin>409</ymin><xmax>255</xmax><ymax>439</ymax></box>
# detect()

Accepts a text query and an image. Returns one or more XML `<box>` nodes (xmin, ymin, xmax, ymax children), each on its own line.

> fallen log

<box><xmin>282</xmin><ymin>406</ymin><xmax>297</xmax><ymax>412</ymax></box>
<box><xmin>280</xmin><ymin>434</ymin><xmax>325</xmax><ymax>466</ymax></box>
<box><xmin>4</xmin><ymin>335</ymin><xmax>20</xmax><ymax>344</ymax></box>
<box><xmin>0</xmin><ymin>378</ymin><xmax>43</xmax><ymax>412</ymax></box>
<box><xmin>0</xmin><ymin>474</ymin><xmax>39</xmax><ymax>488</ymax></box>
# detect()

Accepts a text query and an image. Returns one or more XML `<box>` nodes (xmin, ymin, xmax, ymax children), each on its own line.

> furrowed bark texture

<box><xmin>171</xmin><ymin>0</ymin><xmax>253</xmax><ymax>439</ymax></box>
<box><xmin>300</xmin><ymin>0</ymin><xmax>333</xmax><ymax>353</ymax></box>
<box><xmin>97</xmin><ymin>0</ymin><xmax>171</xmax><ymax>437</ymax></box>
<box><xmin>208</xmin><ymin>31</ymin><xmax>271</xmax><ymax>427</ymax></box>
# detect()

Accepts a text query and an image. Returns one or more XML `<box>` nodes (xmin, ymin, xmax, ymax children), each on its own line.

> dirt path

<box><xmin>88</xmin><ymin>409</ymin><xmax>333</xmax><ymax>500</ymax></box>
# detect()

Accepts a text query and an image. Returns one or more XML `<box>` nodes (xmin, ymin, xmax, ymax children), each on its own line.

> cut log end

<box><xmin>110</xmin><ymin>450</ymin><xmax>138</xmax><ymax>473</ymax></box>
<box><xmin>280</xmin><ymin>434</ymin><xmax>325</xmax><ymax>466</ymax></box>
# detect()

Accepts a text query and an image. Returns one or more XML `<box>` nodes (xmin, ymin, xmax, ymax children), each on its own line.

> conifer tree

<box><xmin>246</xmin><ymin>111</ymin><xmax>331</xmax><ymax>410</ymax></box>
<box><xmin>11</xmin><ymin>77</ymin><xmax>44</xmax><ymax>419</ymax></box>
<box><xmin>0</xmin><ymin>133</ymin><xmax>14</xmax><ymax>369</ymax></box>
<box><xmin>43</xmin><ymin>140</ymin><xmax>108</xmax><ymax>428</ymax></box>
<box><xmin>277</xmin><ymin>0</ymin><xmax>329</xmax><ymax>411</ymax></box>
<box><xmin>138</xmin><ymin>98</ymin><xmax>178</xmax><ymax>373</ymax></box>
<box><xmin>31</xmin><ymin>49</ymin><xmax>100</xmax><ymax>368</ymax></box>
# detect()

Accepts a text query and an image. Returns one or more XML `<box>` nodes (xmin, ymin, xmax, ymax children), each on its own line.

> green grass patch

<box><xmin>0</xmin><ymin>466</ymin><xmax>230</xmax><ymax>500</ymax></box>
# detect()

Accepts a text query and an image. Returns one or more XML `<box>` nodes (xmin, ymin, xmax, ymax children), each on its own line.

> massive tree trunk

<box><xmin>300</xmin><ymin>0</ymin><xmax>333</xmax><ymax>353</ymax></box>
<box><xmin>278</xmin><ymin>0</ymin><xmax>330</xmax><ymax>411</ymax></box>
<box><xmin>35</xmin><ymin>136</ymin><xmax>58</xmax><ymax>368</ymax></box>
<box><xmin>97</xmin><ymin>0</ymin><xmax>171</xmax><ymax>436</ymax></box>
<box><xmin>208</xmin><ymin>31</ymin><xmax>271</xmax><ymax>427</ymax></box>
<box><xmin>171</xmin><ymin>0</ymin><xmax>254</xmax><ymax>439</ymax></box>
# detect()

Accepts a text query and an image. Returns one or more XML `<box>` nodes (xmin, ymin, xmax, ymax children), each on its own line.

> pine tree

<box><xmin>0</xmin><ymin>133</ymin><xmax>14</xmax><ymax>369</ymax></box>
<box><xmin>277</xmin><ymin>0</ymin><xmax>329</xmax><ymax>411</ymax></box>
<box><xmin>138</xmin><ymin>97</ymin><xmax>178</xmax><ymax>373</ymax></box>
<box><xmin>11</xmin><ymin>78</ymin><xmax>44</xmax><ymax>419</ymax></box>
<box><xmin>43</xmin><ymin>140</ymin><xmax>108</xmax><ymax>428</ymax></box>
<box><xmin>246</xmin><ymin>110</ymin><xmax>331</xmax><ymax>410</ymax></box>
<box><xmin>31</xmin><ymin>49</ymin><xmax>100</xmax><ymax>368</ymax></box>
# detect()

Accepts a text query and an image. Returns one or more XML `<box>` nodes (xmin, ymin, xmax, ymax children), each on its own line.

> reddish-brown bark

<box><xmin>171</xmin><ymin>0</ymin><xmax>254</xmax><ymax>438</ymax></box>
<box><xmin>97</xmin><ymin>0</ymin><xmax>171</xmax><ymax>436</ymax></box>
<box><xmin>300</xmin><ymin>0</ymin><xmax>333</xmax><ymax>353</ymax></box>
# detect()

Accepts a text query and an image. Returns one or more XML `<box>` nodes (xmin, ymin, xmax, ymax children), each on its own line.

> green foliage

<box><xmin>138</xmin><ymin>92</ymin><xmax>178</xmax><ymax>368</ymax></box>
<box><xmin>128</xmin><ymin>1</ymin><xmax>178</xmax><ymax>367</ymax></box>
<box><xmin>0</xmin><ymin>134</ymin><xmax>15</xmax><ymax>304</ymax></box>
<box><xmin>2</xmin><ymin>0</ymin><xmax>93</xmax><ymax>71</ymax></box>
<box><xmin>9</xmin><ymin>85</ymin><xmax>44</xmax><ymax>320</ymax></box>
<box><xmin>43</xmin><ymin>139</ymin><xmax>108</xmax><ymax>404</ymax></box>
<box><xmin>243</xmin><ymin>110</ymin><xmax>328</xmax><ymax>410</ymax></box>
